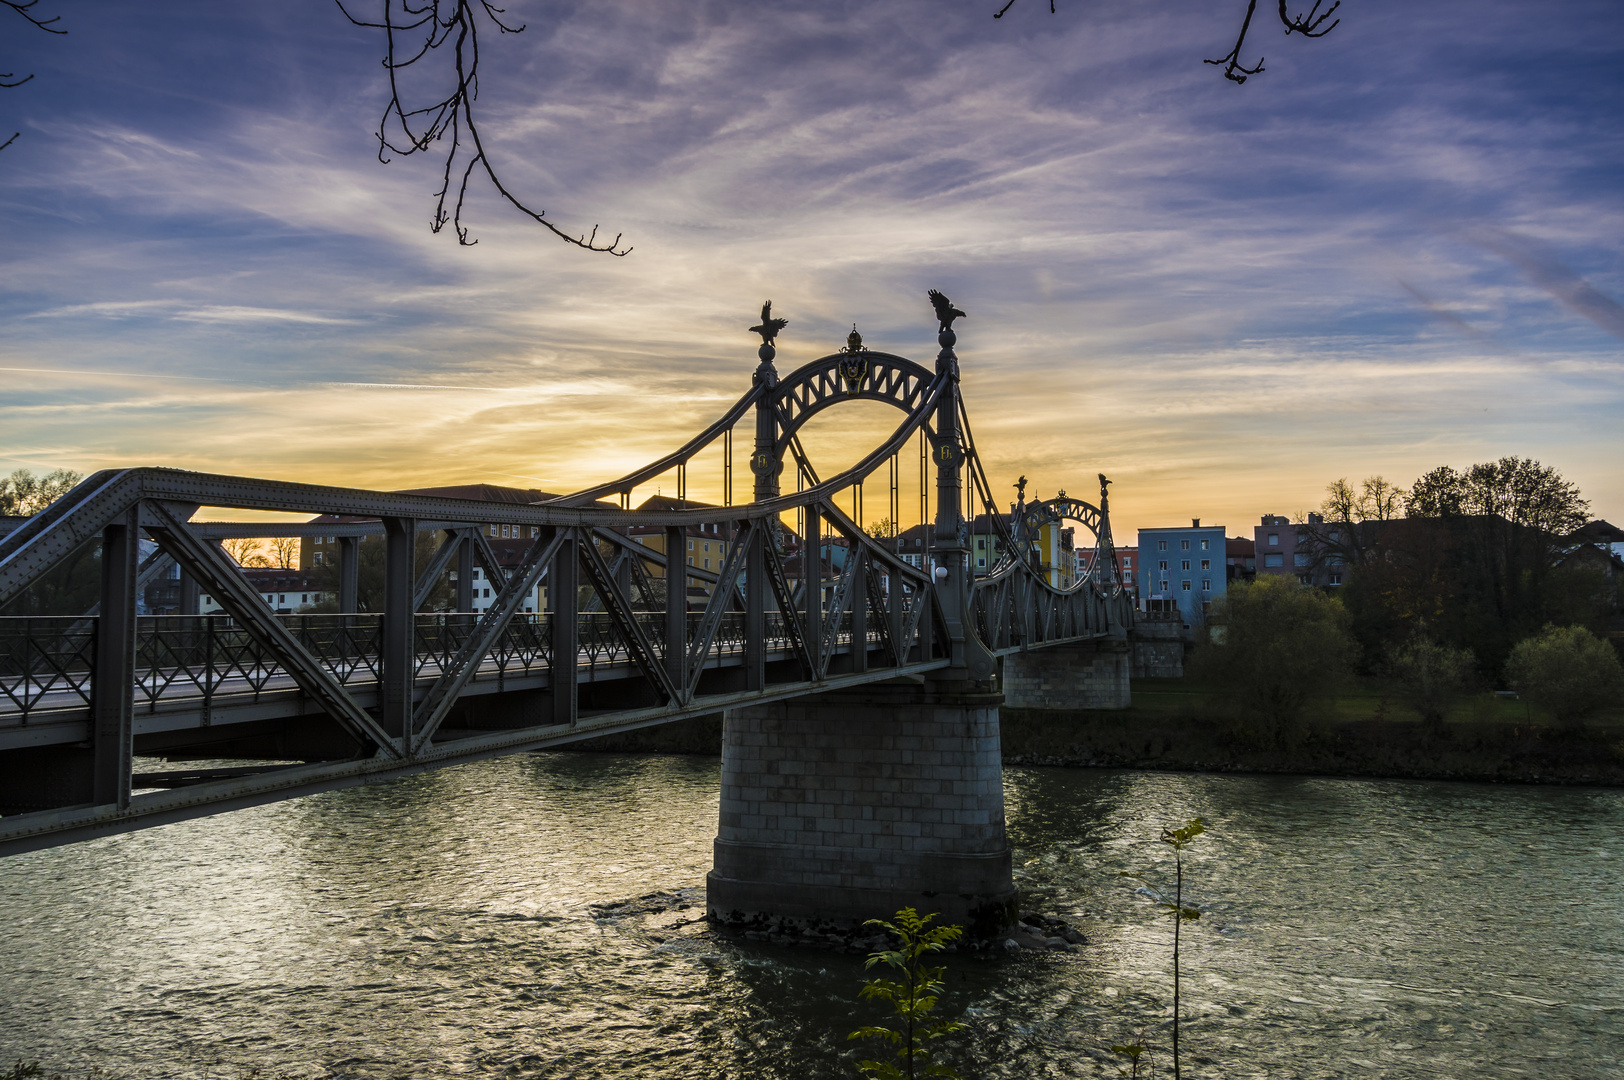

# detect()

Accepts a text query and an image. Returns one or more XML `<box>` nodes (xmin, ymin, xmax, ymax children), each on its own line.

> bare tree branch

<box><xmin>993</xmin><ymin>0</ymin><xmax>1341</xmax><ymax>85</ymax></box>
<box><xmin>2</xmin><ymin>0</ymin><xmax>67</xmax><ymax>151</ymax></box>
<box><xmin>336</xmin><ymin>0</ymin><xmax>631</xmax><ymax>254</ymax></box>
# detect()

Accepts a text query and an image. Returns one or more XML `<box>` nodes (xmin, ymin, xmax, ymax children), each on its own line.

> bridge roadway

<box><xmin>0</xmin><ymin>611</ymin><xmax>954</xmax><ymax>752</ymax></box>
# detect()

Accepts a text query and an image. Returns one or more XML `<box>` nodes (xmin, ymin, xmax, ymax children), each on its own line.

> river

<box><xmin>1</xmin><ymin>755</ymin><xmax>1620</xmax><ymax>1079</ymax></box>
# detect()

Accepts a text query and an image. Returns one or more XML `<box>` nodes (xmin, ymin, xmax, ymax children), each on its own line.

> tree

<box><xmin>1406</xmin><ymin>458</ymin><xmax>1589</xmax><ymax>536</ymax></box>
<box><xmin>1397</xmin><ymin>457</ymin><xmax>1596</xmax><ymax>677</ymax></box>
<box><xmin>866</xmin><ymin>517</ymin><xmax>899</xmax><ymax>540</ymax></box>
<box><xmin>1119</xmin><ymin>819</ymin><xmax>1206</xmax><ymax>1080</ymax></box>
<box><xmin>1297</xmin><ymin>475</ymin><xmax>1404</xmax><ymax>571</ymax></box>
<box><xmin>847</xmin><ymin>908</ymin><xmax>967</xmax><ymax>1080</ymax></box>
<box><xmin>1383</xmin><ymin>635</ymin><xmax>1476</xmax><ymax>728</ymax></box>
<box><xmin>0</xmin><ymin>467</ymin><xmax>81</xmax><ymax>516</ymax></box>
<box><xmin>1191</xmin><ymin>575</ymin><xmax>1357</xmax><ymax>740</ymax></box>
<box><xmin>220</xmin><ymin>537</ymin><xmax>271</xmax><ymax>568</ymax></box>
<box><xmin>1506</xmin><ymin>625</ymin><xmax>1624</xmax><ymax>725</ymax></box>
<box><xmin>268</xmin><ymin>536</ymin><xmax>300</xmax><ymax>570</ymax></box>
<box><xmin>337</xmin><ymin>0</ymin><xmax>629</xmax><ymax>254</ymax></box>
<box><xmin>994</xmin><ymin>0</ymin><xmax>1341</xmax><ymax>85</ymax></box>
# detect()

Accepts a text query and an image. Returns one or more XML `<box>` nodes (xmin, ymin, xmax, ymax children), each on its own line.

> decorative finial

<box><xmin>842</xmin><ymin>324</ymin><xmax>865</xmax><ymax>354</ymax></box>
<box><xmin>750</xmin><ymin>300</ymin><xmax>787</xmax><ymax>345</ymax></box>
<box><xmin>1057</xmin><ymin>488</ymin><xmax>1066</xmax><ymax>500</ymax></box>
<box><xmin>928</xmin><ymin>289</ymin><xmax>966</xmax><ymax>332</ymax></box>
<box><xmin>1014</xmin><ymin>475</ymin><xmax>1027</xmax><ymax>501</ymax></box>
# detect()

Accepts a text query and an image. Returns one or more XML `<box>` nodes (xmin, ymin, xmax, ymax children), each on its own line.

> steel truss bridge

<box><xmin>0</xmin><ymin>305</ymin><xmax>1132</xmax><ymax>856</ymax></box>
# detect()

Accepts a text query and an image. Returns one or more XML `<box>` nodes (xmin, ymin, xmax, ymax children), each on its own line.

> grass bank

<box><xmin>558</xmin><ymin>682</ymin><xmax>1624</xmax><ymax>785</ymax></box>
<box><xmin>1002</xmin><ymin>678</ymin><xmax>1624</xmax><ymax>785</ymax></box>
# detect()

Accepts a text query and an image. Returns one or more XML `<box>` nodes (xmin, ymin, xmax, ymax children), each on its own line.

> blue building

<box><xmin>1137</xmin><ymin>519</ymin><xmax>1228</xmax><ymax>624</ymax></box>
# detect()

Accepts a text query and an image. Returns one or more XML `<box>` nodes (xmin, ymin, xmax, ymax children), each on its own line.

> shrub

<box><xmin>1384</xmin><ymin>636</ymin><xmax>1476</xmax><ymax>726</ymax></box>
<box><xmin>1191</xmin><ymin>577</ymin><xmax>1358</xmax><ymax>742</ymax></box>
<box><xmin>1505</xmin><ymin>625</ymin><xmax>1624</xmax><ymax>724</ymax></box>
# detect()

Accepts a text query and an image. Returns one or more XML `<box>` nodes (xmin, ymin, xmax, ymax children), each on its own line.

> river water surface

<box><xmin>2</xmin><ymin>756</ymin><xmax>1620</xmax><ymax>1079</ymax></box>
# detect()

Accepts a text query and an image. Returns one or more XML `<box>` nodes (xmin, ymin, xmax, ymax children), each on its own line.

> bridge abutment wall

<box><xmin>1001</xmin><ymin>640</ymin><xmax>1131</xmax><ymax>710</ymax></box>
<box><xmin>1129</xmin><ymin>618</ymin><xmax>1186</xmax><ymax>679</ymax></box>
<box><xmin>707</xmin><ymin>683</ymin><xmax>1017</xmax><ymax>940</ymax></box>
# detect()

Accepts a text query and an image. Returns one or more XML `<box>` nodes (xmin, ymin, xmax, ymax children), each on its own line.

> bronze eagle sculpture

<box><xmin>928</xmin><ymin>289</ymin><xmax>966</xmax><ymax>332</ymax></box>
<box><xmin>749</xmin><ymin>300</ymin><xmax>788</xmax><ymax>345</ymax></box>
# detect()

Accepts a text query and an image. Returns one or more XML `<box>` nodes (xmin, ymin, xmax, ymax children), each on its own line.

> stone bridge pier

<box><xmin>1000</xmin><ymin>639</ymin><xmax>1132</xmax><ymax>710</ymax></box>
<box><xmin>706</xmin><ymin>681</ymin><xmax>1018</xmax><ymax>940</ymax></box>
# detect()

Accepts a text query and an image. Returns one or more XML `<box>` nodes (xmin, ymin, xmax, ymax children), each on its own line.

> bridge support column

<box><xmin>1001</xmin><ymin>639</ymin><xmax>1130</xmax><ymax>710</ymax></box>
<box><xmin>707</xmin><ymin>682</ymin><xmax>1017</xmax><ymax>939</ymax></box>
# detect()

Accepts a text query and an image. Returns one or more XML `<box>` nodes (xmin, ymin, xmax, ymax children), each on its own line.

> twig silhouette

<box><xmin>336</xmin><ymin>0</ymin><xmax>630</xmax><ymax>254</ymax></box>
<box><xmin>1</xmin><ymin>0</ymin><xmax>67</xmax><ymax>151</ymax></box>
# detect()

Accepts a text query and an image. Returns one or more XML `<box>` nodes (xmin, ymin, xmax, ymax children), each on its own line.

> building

<box><xmin>1225</xmin><ymin>536</ymin><xmax>1256</xmax><ymax>583</ymax></box>
<box><xmin>622</xmin><ymin>493</ymin><xmax>742</xmax><ymax>605</ymax></box>
<box><xmin>199</xmin><ymin>567</ymin><xmax>327</xmax><ymax>615</ymax></box>
<box><xmin>1254</xmin><ymin>513</ymin><xmax>1344</xmax><ymax>587</ymax></box>
<box><xmin>1136</xmin><ymin>519</ymin><xmax>1228</xmax><ymax>623</ymax></box>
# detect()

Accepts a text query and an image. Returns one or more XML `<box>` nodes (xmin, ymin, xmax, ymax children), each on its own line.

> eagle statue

<box><xmin>749</xmin><ymin>300</ymin><xmax>788</xmax><ymax>346</ymax></box>
<box><xmin>927</xmin><ymin>289</ymin><xmax>966</xmax><ymax>332</ymax></box>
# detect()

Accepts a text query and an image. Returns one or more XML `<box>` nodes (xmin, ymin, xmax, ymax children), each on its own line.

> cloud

<box><xmin>0</xmin><ymin>0</ymin><xmax>1621</xmax><ymax>532</ymax></box>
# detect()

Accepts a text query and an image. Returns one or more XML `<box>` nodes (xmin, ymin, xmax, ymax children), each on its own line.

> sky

<box><xmin>1</xmin><ymin>0</ymin><xmax>1621</xmax><ymax>541</ymax></box>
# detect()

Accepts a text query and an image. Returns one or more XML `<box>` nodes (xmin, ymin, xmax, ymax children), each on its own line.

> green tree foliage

<box><xmin>0</xmin><ymin>468</ymin><xmax>97</xmax><ymax>617</ymax></box>
<box><xmin>1505</xmin><ymin>625</ymin><xmax>1624</xmax><ymax>725</ymax></box>
<box><xmin>1383</xmin><ymin>635</ymin><xmax>1476</xmax><ymax>727</ymax></box>
<box><xmin>1336</xmin><ymin>458</ymin><xmax>1599</xmax><ymax>680</ymax></box>
<box><xmin>1120</xmin><ymin>819</ymin><xmax>1206</xmax><ymax>1080</ymax></box>
<box><xmin>1191</xmin><ymin>577</ymin><xmax>1356</xmax><ymax>739</ymax></box>
<box><xmin>848</xmin><ymin>908</ymin><xmax>966</xmax><ymax>1080</ymax></box>
<box><xmin>0</xmin><ymin>468</ymin><xmax>81</xmax><ymax>517</ymax></box>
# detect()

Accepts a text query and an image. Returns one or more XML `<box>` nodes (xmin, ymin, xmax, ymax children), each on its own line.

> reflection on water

<box><xmin>1</xmin><ymin>756</ymin><xmax>1620</xmax><ymax>1078</ymax></box>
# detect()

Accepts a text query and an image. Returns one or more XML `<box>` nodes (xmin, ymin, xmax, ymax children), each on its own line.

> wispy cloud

<box><xmin>0</xmin><ymin>0</ymin><xmax>1620</xmax><ymax>531</ymax></box>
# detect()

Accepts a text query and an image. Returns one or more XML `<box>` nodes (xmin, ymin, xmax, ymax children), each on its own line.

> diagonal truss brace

<box><xmin>576</xmin><ymin>531</ymin><xmax>679</xmax><ymax>703</ymax></box>
<box><xmin>683</xmin><ymin>519</ymin><xmax>754</xmax><ymax>700</ymax></box>
<box><xmin>817</xmin><ymin>543</ymin><xmax>863</xmax><ymax>679</ymax></box>
<box><xmin>410</xmin><ymin>528</ymin><xmax>568</xmax><ymax>754</ymax></box>
<box><xmin>144</xmin><ymin>500</ymin><xmax>402</xmax><ymax>757</ymax></box>
<box><xmin>413</xmin><ymin>529</ymin><xmax>465</xmax><ymax>611</ymax></box>
<box><xmin>762</xmin><ymin>531</ymin><xmax>815</xmax><ymax>677</ymax></box>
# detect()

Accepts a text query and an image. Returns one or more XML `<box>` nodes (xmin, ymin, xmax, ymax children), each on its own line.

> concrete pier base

<box><xmin>706</xmin><ymin>682</ymin><xmax>1017</xmax><ymax>939</ymax></box>
<box><xmin>1002</xmin><ymin>639</ymin><xmax>1131</xmax><ymax>710</ymax></box>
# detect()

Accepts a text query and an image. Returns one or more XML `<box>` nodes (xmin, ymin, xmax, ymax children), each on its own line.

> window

<box><xmin>1181</xmin><ymin>560</ymin><xmax>1190</xmax><ymax>571</ymax></box>
<box><xmin>472</xmin><ymin>568</ymin><xmax>480</xmax><ymax>579</ymax></box>
<box><xmin>1200</xmin><ymin>579</ymin><xmax>1210</xmax><ymax>591</ymax></box>
<box><xmin>1181</xmin><ymin>580</ymin><xmax>1191</xmax><ymax>591</ymax></box>
<box><xmin>1298</xmin><ymin>574</ymin><xmax>1313</xmax><ymax>586</ymax></box>
<box><xmin>1159</xmin><ymin>580</ymin><xmax>1169</xmax><ymax>592</ymax></box>
<box><xmin>1123</xmin><ymin>557</ymin><xmax>1132</xmax><ymax>568</ymax></box>
<box><xmin>687</xmin><ymin>556</ymin><xmax>694</xmax><ymax>566</ymax></box>
<box><xmin>1200</xmin><ymin>539</ymin><xmax>1210</xmax><ymax>550</ymax></box>
<box><xmin>531</xmin><ymin>527</ymin><xmax>539</xmax><ymax>538</ymax></box>
<box><xmin>1159</xmin><ymin>560</ymin><xmax>1168</xmax><ymax>571</ymax></box>
<box><xmin>1158</xmin><ymin>540</ymin><xmax>1167</xmax><ymax>551</ymax></box>
<box><xmin>314</xmin><ymin>536</ymin><xmax>323</xmax><ymax>545</ymax></box>
<box><xmin>490</xmin><ymin>525</ymin><xmax>498</xmax><ymax>537</ymax></box>
<box><xmin>313</xmin><ymin>551</ymin><xmax>323</xmax><ymax>566</ymax></box>
<box><xmin>704</xmin><ymin>542</ymin><xmax>711</xmax><ymax>553</ymax></box>
<box><xmin>301</xmin><ymin>594</ymin><xmax>309</xmax><ymax>603</ymax></box>
<box><xmin>704</xmin><ymin>558</ymin><xmax>710</xmax><ymax>569</ymax></box>
<box><xmin>977</xmin><ymin>557</ymin><xmax>986</xmax><ymax>568</ymax></box>
<box><xmin>1294</xmin><ymin>552</ymin><xmax>1310</xmax><ymax>567</ymax></box>
<box><xmin>484</xmin><ymin>588</ymin><xmax>491</xmax><ymax>598</ymax></box>
<box><xmin>1268</xmin><ymin>533</ymin><xmax>1279</xmax><ymax>546</ymax></box>
<box><xmin>1200</xmin><ymin>560</ymin><xmax>1210</xmax><ymax>571</ymax></box>
<box><xmin>1180</xmin><ymin>540</ymin><xmax>1189</xmax><ymax>550</ymax></box>
<box><xmin>277</xmin><ymin>593</ymin><xmax>285</xmax><ymax>603</ymax></box>
<box><xmin>1264</xmin><ymin>553</ymin><xmax>1283</xmax><ymax>568</ymax></box>
<box><xmin>1329</xmin><ymin>574</ymin><xmax>1343</xmax><ymax>586</ymax></box>
<box><xmin>688</xmin><ymin>540</ymin><xmax>694</xmax><ymax>551</ymax></box>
